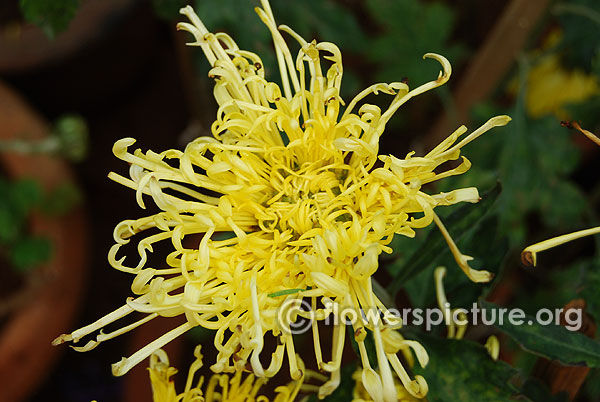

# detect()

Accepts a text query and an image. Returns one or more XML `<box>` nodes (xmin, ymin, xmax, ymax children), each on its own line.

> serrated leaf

<box><xmin>365</xmin><ymin>0</ymin><xmax>466</xmax><ymax>86</ymax></box>
<box><xmin>387</xmin><ymin>183</ymin><xmax>501</xmax><ymax>296</ymax></box>
<box><xmin>445</xmin><ymin>98</ymin><xmax>588</xmax><ymax>246</ymax></box>
<box><xmin>406</xmin><ymin>330</ymin><xmax>521</xmax><ymax>401</ymax></box>
<box><xmin>481</xmin><ymin>301</ymin><xmax>600</xmax><ymax>367</ymax></box>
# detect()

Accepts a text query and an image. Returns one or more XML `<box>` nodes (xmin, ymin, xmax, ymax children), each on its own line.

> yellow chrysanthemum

<box><xmin>149</xmin><ymin>346</ymin><xmax>306</xmax><ymax>402</ymax></box>
<box><xmin>54</xmin><ymin>2</ymin><xmax>510</xmax><ymax>401</ymax></box>
<box><xmin>525</xmin><ymin>54</ymin><xmax>599</xmax><ymax>119</ymax></box>
<box><xmin>522</xmin><ymin>123</ymin><xmax>600</xmax><ymax>266</ymax></box>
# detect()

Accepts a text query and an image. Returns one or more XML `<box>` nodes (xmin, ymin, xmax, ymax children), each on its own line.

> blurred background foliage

<box><xmin>0</xmin><ymin>114</ymin><xmax>86</xmax><ymax>273</ymax></box>
<box><xmin>8</xmin><ymin>0</ymin><xmax>600</xmax><ymax>400</ymax></box>
<box><xmin>18</xmin><ymin>0</ymin><xmax>81</xmax><ymax>38</ymax></box>
<box><xmin>0</xmin><ymin>115</ymin><xmax>88</xmax><ymax>273</ymax></box>
<box><xmin>0</xmin><ymin>177</ymin><xmax>51</xmax><ymax>272</ymax></box>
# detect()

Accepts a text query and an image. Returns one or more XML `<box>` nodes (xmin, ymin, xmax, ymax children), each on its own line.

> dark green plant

<box><xmin>0</xmin><ymin>177</ymin><xmax>50</xmax><ymax>272</ymax></box>
<box><xmin>19</xmin><ymin>0</ymin><xmax>80</xmax><ymax>38</ymax></box>
<box><xmin>0</xmin><ymin>115</ymin><xmax>86</xmax><ymax>272</ymax></box>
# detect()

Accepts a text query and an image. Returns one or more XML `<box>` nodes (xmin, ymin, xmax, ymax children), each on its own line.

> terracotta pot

<box><xmin>0</xmin><ymin>80</ymin><xmax>88</xmax><ymax>402</ymax></box>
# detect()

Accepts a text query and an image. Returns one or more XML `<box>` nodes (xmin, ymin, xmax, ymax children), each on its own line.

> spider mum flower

<box><xmin>149</xmin><ymin>346</ymin><xmax>307</xmax><ymax>402</ymax></box>
<box><xmin>54</xmin><ymin>1</ymin><xmax>509</xmax><ymax>401</ymax></box>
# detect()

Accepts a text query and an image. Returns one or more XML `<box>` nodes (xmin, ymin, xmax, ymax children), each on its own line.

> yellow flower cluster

<box><xmin>149</xmin><ymin>347</ymin><xmax>424</xmax><ymax>402</ymax></box>
<box><xmin>525</xmin><ymin>54</ymin><xmax>599</xmax><ymax>119</ymax></box>
<box><xmin>54</xmin><ymin>1</ymin><xmax>510</xmax><ymax>401</ymax></box>
<box><xmin>148</xmin><ymin>347</ymin><xmax>420</xmax><ymax>402</ymax></box>
<box><xmin>149</xmin><ymin>346</ymin><xmax>306</xmax><ymax>402</ymax></box>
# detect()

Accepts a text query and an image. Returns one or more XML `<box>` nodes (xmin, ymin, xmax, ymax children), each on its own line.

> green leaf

<box><xmin>277</xmin><ymin>0</ymin><xmax>368</xmax><ymax>53</ymax></box>
<box><xmin>496</xmin><ymin>83</ymin><xmax>586</xmax><ymax>243</ymax></box>
<box><xmin>11</xmin><ymin>236</ymin><xmax>52</xmax><ymax>272</ymax></box>
<box><xmin>152</xmin><ymin>0</ymin><xmax>189</xmax><ymax>21</ymax></box>
<box><xmin>556</xmin><ymin>0</ymin><xmax>600</xmax><ymax>70</ymax></box>
<box><xmin>523</xmin><ymin>259</ymin><xmax>587</xmax><ymax>316</ymax></box>
<box><xmin>0</xmin><ymin>178</ymin><xmax>41</xmax><ymax>243</ymax></box>
<box><xmin>10</xmin><ymin>178</ymin><xmax>42</xmax><ymax>215</ymax></box>
<box><xmin>0</xmin><ymin>203</ymin><xmax>22</xmax><ymax>243</ymax></box>
<box><xmin>406</xmin><ymin>330</ymin><xmax>521</xmax><ymax>401</ymax></box>
<box><xmin>365</xmin><ymin>0</ymin><xmax>466</xmax><ymax>87</ymax></box>
<box><xmin>387</xmin><ymin>183</ymin><xmax>501</xmax><ymax>296</ymax></box>
<box><xmin>582</xmin><ymin>368</ymin><xmax>600</xmax><ymax>400</ymax></box>
<box><xmin>579</xmin><ymin>260</ymin><xmax>600</xmax><ymax>325</ymax></box>
<box><xmin>520</xmin><ymin>378</ymin><xmax>568</xmax><ymax>402</ymax></box>
<box><xmin>19</xmin><ymin>0</ymin><xmax>81</xmax><ymax>39</ymax></box>
<box><xmin>41</xmin><ymin>182</ymin><xmax>82</xmax><ymax>216</ymax></box>
<box><xmin>564</xmin><ymin>93</ymin><xmax>600</xmax><ymax>128</ymax></box>
<box><xmin>402</xmin><ymin>213</ymin><xmax>508</xmax><ymax>310</ymax></box>
<box><xmin>481</xmin><ymin>301</ymin><xmax>600</xmax><ymax>367</ymax></box>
